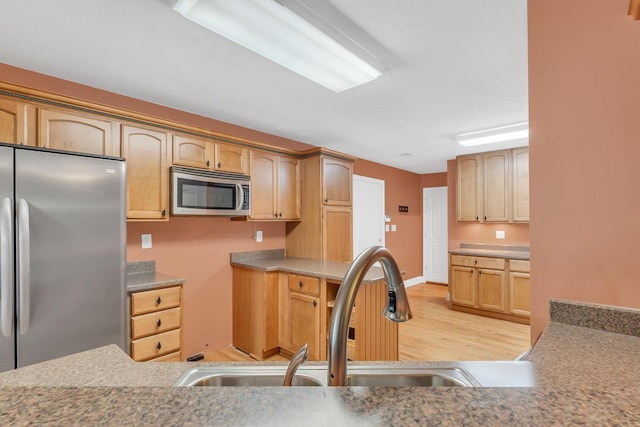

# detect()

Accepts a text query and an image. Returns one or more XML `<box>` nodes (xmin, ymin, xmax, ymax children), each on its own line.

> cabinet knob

<box><xmin>206</xmin><ymin>160</ymin><xmax>210</xmax><ymax>167</ymax></box>
<box><xmin>474</xmin><ymin>260</ymin><xmax>477</xmax><ymax>265</ymax></box>
<box><xmin>313</xmin><ymin>300</ymin><xmax>317</xmax><ymax>307</ymax></box>
<box><xmin>156</xmin><ymin>319</ymin><xmax>162</xmax><ymax>328</ymax></box>
<box><xmin>279</xmin><ymin>212</ymin><xmax>282</xmax><ymax>217</ymax></box>
<box><xmin>324</xmin><ymin>199</ymin><xmax>328</xmax><ymax>203</ymax></box>
<box><xmin>156</xmin><ymin>296</ymin><xmax>162</xmax><ymax>305</ymax></box>
<box><xmin>476</xmin><ymin>216</ymin><xmax>479</xmax><ymax>220</ymax></box>
<box><xmin>156</xmin><ymin>342</ymin><xmax>162</xmax><ymax>350</ymax></box>
<box><xmin>162</xmin><ymin>209</ymin><xmax>167</xmax><ymax>217</ymax></box>
<box><xmin>484</xmin><ymin>216</ymin><xmax>487</xmax><ymax>220</ymax></box>
<box><xmin>217</xmin><ymin>162</ymin><xmax>222</xmax><ymax>168</ymax></box>
<box><xmin>299</xmin><ymin>281</ymin><xmax>303</xmax><ymax>288</ymax></box>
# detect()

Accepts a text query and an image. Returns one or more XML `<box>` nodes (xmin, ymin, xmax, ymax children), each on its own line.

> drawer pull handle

<box><xmin>299</xmin><ymin>281</ymin><xmax>303</xmax><ymax>288</ymax></box>
<box><xmin>156</xmin><ymin>296</ymin><xmax>162</xmax><ymax>305</ymax></box>
<box><xmin>157</xmin><ymin>342</ymin><xmax>162</xmax><ymax>350</ymax></box>
<box><xmin>156</xmin><ymin>319</ymin><xmax>162</xmax><ymax>328</ymax></box>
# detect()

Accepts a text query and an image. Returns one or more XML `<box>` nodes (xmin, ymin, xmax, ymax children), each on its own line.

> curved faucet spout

<box><xmin>327</xmin><ymin>246</ymin><xmax>412</xmax><ymax>386</ymax></box>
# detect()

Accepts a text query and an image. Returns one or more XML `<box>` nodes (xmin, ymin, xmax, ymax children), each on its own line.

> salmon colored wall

<box><xmin>528</xmin><ymin>0</ymin><xmax>640</xmax><ymax>340</ymax></box>
<box><xmin>353</xmin><ymin>159</ymin><xmax>423</xmax><ymax>279</ymax></box>
<box><xmin>128</xmin><ymin>219</ymin><xmax>285</xmax><ymax>356</ymax></box>
<box><xmin>446</xmin><ymin>159</ymin><xmax>530</xmax><ymax>250</ymax></box>
<box><xmin>0</xmin><ymin>63</ymin><xmax>314</xmax><ymax>152</ymax></box>
<box><xmin>420</xmin><ymin>172</ymin><xmax>447</xmax><ymax>188</ymax></box>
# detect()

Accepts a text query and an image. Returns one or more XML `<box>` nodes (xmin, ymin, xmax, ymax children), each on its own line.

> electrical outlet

<box><xmin>141</xmin><ymin>234</ymin><xmax>152</xmax><ymax>249</ymax></box>
<box><xmin>256</xmin><ymin>230</ymin><xmax>263</xmax><ymax>242</ymax></box>
<box><xmin>391</xmin><ymin>224</ymin><xmax>397</xmax><ymax>232</ymax></box>
<box><xmin>496</xmin><ymin>230</ymin><xmax>506</xmax><ymax>239</ymax></box>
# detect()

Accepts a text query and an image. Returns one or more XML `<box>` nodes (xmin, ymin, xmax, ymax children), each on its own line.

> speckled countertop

<box><xmin>126</xmin><ymin>260</ymin><xmax>186</xmax><ymax>293</ymax></box>
<box><xmin>230</xmin><ymin>249</ymin><xmax>387</xmax><ymax>282</ymax></box>
<box><xmin>1</xmin><ymin>300</ymin><xmax>639</xmax><ymax>425</ymax></box>
<box><xmin>449</xmin><ymin>243</ymin><xmax>530</xmax><ymax>260</ymax></box>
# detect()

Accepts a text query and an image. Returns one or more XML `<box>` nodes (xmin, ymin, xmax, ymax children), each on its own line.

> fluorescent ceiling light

<box><xmin>173</xmin><ymin>0</ymin><xmax>383</xmax><ymax>92</ymax></box>
<box><xmin>456</xmin><ymin>122</ymin><xmax>529</xmax><ymax>147</ymax></box>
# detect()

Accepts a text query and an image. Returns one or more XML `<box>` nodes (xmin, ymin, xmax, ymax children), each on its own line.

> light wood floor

<box><xmin>205</xmin><ymin>283</ymin><xmax>530</xmax><ymax>362</ymax></box>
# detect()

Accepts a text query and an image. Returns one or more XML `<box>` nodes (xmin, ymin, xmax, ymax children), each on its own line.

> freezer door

<box><xmin>0</xmin><ymin>146</ymin><xmax>15</xmax><ymax>373</ymax></box>
<box><xmin>15</xmin><ymin>149</ymin><xmax>126</xmax><ymax>368</ymax></box>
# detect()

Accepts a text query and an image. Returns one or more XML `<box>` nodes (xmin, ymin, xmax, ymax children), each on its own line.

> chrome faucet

<box><xmin>327</xmin><ymin>246</ymin><xmax>412</xmax><ymax>386</ymax></box>
<box><xmin>283</xmin><ymin>343</ymin><xmax>309</xmax><ymax>386</ymax></box>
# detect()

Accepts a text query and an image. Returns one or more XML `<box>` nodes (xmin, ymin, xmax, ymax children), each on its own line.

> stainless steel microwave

<box><xmin>171</xmin><ymin>166</ymin><xmax>250</xmax><ymax>216</ymax></box>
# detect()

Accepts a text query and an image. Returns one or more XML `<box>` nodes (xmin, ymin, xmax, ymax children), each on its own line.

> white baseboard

<box><xmin>403</xmin><ymin>276</ymin><xmax>424</xmax><ymax>288</ymax></box>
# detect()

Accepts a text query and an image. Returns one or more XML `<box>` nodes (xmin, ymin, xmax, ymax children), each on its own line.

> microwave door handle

<box><xmin>0</xmin><ymin>197</ymin><xmax>14</xmax><ymax>338</ymax></box>
<box><xmin>235</xmin><ymin>184</ymin><xmax>243</xmax><ymax>210</ymax></box>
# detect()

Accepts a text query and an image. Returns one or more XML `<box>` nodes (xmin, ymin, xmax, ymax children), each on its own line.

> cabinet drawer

<box><xmin>509</xmin><ymin>260</ymin><xmax>530</xmax><ymax>273</ymax></box>
<box><xmin>131</xmin><ymin>329</ymin><xmax>181</xmax><ymax>361</ymax></box>
<box><xmin>451</xmin><ymin>255</ymin><xmax>505</xmax><ymax>270</ymax></box>
<box><xmin>150</xmin><ymin>351</ymin><xmax>182</xmax><ymax>362</ymax></box>
<box><xmin>131</xmin><ymin>307</ymin><xmax>181</xmax><ymax>340</ymax></box>
<box><xmin>131</xmin><ymin>286</ymin><xmax>181</xmax><ymax>316</ymax></box>
<box><xmin>288</xmin><ymin>274</ymin><xmax>320</xmax><ymax>295</ymax></box>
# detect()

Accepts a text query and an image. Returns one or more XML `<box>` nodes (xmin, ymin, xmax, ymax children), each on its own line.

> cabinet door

<box><xmin>509</xmin><ymin>272</ymin><xmax>531</xmax><ymax>317</ymax></box>
<box><xmin>249</xmin><ymin>151</ymin><xmax>277</xmax><ymax>219</ymax></box>
<box><xmin>0</xmin><ymin>98</ymin><xmax>33</xmax><ymax>145</ymax></box>
<box><xmin>288</xmin><ymin>291</ymin><xmax>320</xmax><ymax>361</ymax></box>
<box><xmin>477</xmin><ymin>269</ymin><xmax>506</xmax><ymax>312</ymax></box>
<box><xmin>512</xmin><ymin>147</ymin><xmax>530</xmax><ymax>222</ymax></box>
<box><xmin>322</xmin><ymin>157</ymin><xmax>352</xmax><ymax>206</ymax></box>
<box><xmin>483</xmin><ymin>150</ymin><xmax>510</xmax><ymax>222</ymax></box>
<box><xmin>215</xmin><ymin>142</ymin><xmax>248</xmax><ymax>174</ymax></box>
<box><xmin>450</xmin><ymin>266</ymin><xmax>475</xmax><ymax>306</ymax></box>
<box><xmin>173</xmin><ymin>135</ymin><xmax>212</xmax><ymax>169</ymax></box>
<box><xmin>277</xmin><ymin>156</ymin><xmax>300</xmax><ymax>220</ymax></box>
<box><xmin>122</xmin><ymin>125</ymin><xmax>169</xmax><ymax>220</ymax></box>
<box><xmin>322</xmin><ymin>206</ymin><xmax>352</xmax><ymax>262</ymax></box>
<box><xmin>38</xmin><ymin>108</ymin><xmax>119</xmax><ymax>156</ymax></box>
<box><xmin>456</xmin><ymin>155</ymin><xmax>482</xmax><ymax>221</ymax></box>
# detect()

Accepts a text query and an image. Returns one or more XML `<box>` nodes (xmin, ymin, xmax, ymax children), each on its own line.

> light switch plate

<box><xmin>141</xmin><ymin>234</ymin><xmax>152</xmax><ymax>249</ymax></box>
<box><xmin>385</xmin><ymin>224</ymin><xmax>390</xmax><ymax>232</ymax></box>
<box><xmin>496</xmin><ymin>230</ymin><xmax>506</xmax><ymax>239</ymax></box>
<box><xmin>391</xmin><ymin>224</ymin><xmax>397</xmax><ymax>232</ymax></box>
<box><xmin>256</xmin><ymin>230</ymin><xmax>263</xmax><ymax>242</ymax></box>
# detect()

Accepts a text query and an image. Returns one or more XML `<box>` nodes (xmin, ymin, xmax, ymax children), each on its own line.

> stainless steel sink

<box><xmin>174</xmin><ymin>365</ymin><xmax>479</xmax><ymax>387</ymax></box>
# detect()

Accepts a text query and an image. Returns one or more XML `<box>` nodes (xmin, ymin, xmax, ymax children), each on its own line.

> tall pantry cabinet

<box><xmin>286</xmin><ymin>149</ymin><xmax>354</xmax><ymax>263</ymax></box>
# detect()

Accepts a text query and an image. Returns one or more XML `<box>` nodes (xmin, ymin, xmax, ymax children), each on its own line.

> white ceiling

<box><xmin>0</xmin><ymin>0</ymin><xmax>528</xmax><ymax>174</ymax></box>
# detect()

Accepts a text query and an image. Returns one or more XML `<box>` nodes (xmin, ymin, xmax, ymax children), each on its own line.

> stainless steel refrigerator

<box><xmin>0</xmin><ymin>143</ymin><xmax>126</xmax><ymax>372</ymax></box>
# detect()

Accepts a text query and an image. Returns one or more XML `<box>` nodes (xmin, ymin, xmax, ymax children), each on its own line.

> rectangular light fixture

<box><xmin>456</xmin><ymin>122</ymin><xmax>529</xmax><ymax>147</ymax></box>
<box><xmin>173</xmin><ymin>0</ymin><xmax>383</xmax><ymax>92</ymax></box>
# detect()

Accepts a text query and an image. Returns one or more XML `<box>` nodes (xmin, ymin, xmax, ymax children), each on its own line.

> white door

<box><xmin>353</xmin><ymin>175</ymin><xmax>385</xmax><ymax>259</ymax></box>
<box><xmin>423</xmin><ymin>187</ymin><xmax>448</xmax><ymax>284</ymax></box>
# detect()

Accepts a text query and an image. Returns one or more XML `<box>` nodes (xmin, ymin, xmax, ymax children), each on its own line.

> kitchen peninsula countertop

<box><xmin>449</xmin><ymin>243</ymin><xmax>530</xmax><ymax>260</ymax></box>
<box><xmin>126</xmin><ymin>260</ymin><xmax>186</xmax><ymax>293</ymax></box>
<box><xmin>1</xmin><ymin>301</ymin><xmax>639</xmax><ymax>425</ymax></box>
<box><xmin>230</xmin><ymin>249</ymin><xmax>388</xmax><ymax>282</ymax></box>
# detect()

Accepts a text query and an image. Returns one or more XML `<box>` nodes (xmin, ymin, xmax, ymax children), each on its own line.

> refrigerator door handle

<box><xmin>0</xmin><ymin>197</ymin><xmax>14</xmax><ymax>338</ymax></box>
<box><xmin>17</xmin><ymin>199</ymin><xmax>30</xmax><ymax>335</ymax></box>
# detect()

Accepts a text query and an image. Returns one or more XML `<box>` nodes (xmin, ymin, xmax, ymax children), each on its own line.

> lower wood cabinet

<box><xmin>450</xmin><ymin>255</ymin><xmax>529</xmax><ymax>324</ymax></box>
<box><xmin>129</xmin><ymin>285</ymin><xmax>183</xmax><ymax>361</ymax></box>
<box><xmin>232</xmin><ymin>267</ymin><xmax>280</xmax><ymax>359</ymax></box>
<box><xmin>282</xmin><ymin>274</ymin><xmax>320</xmax><ymax>360</ymax></box>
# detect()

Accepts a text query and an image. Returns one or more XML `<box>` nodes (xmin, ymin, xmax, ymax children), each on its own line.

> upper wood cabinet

<box><xmin>456</xmin><ymin>147</ymin><xmax>528</xmax><ymax>223</ymax></box>
<box><xmin>173</xmin><ymin>135</ymin><xmax>248</xmax><ymax>174</ymax></box>
<box><xmin>122</xmin><ymin>125</ymin><xmax>170</xmax><ymax>221</ymax></box>
<box><xmin>250</xmin><ymin>151</ymin><xmax>299</xmax><ymax>220</ymax></box>
<box><xmin>0</xmin><ymin>97</ymin><xmax>35</xmax><ymax>146</ymax></box>
<box><xmin>482</xmin><ymin>150</ymin><xmax>510</xmax><ymax>222</ymax></box>
<box><xmin>38</xmin><ymin>108</ymin><xmax>120</xmax><ymax>156</ymax></box>
<box><xmin>322</xmin><ymin>157</ymin><xmax>352</xmax><ymax>206</ymax></box>
<box><xmin>511</xmin><ymin>147</ymin><xmax>530</xmax><ymax>222</ymax></box>
<box><xmin>215</xmin><ymin>142</ymin><xmax>248</xmax><ymax>174</ymax></box>
<box><xmin>456</xmin><ymin>155</ymin><xmax>482</xmax><ymax>221</ymax></box>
